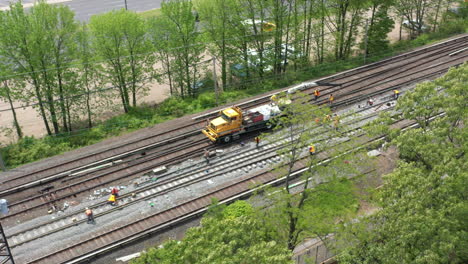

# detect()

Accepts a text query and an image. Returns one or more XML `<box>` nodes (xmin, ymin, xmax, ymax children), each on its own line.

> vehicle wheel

<box><xmin>222</xmin><ymin>136</ymin><xmax>231</xmax><ymax>143</ymax></box>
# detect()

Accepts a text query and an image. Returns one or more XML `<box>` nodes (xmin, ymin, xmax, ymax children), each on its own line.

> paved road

<box><xmin>0</xmin><ymin>0</ymin><xmax>163</xmax><ymax>21</ymax></box>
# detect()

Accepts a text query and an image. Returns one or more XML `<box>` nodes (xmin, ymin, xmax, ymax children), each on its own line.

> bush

<box><xmin>223</xmin><ymin>200</ymin><xmax>254</xmax><ymax>219</ymax></box>
<box><xmin>432</xmin><ymin>19</ymin><xmax>467</xmax><ymax>39</ymax></box>
<box><xmin>157</xmin><ymin>97</ymin><xmax>191</xmax><ymax>117</ymax></box>
<box><xmin>195</xmin><ymin>93</ymin><xmax>216</xmax><ymax>109</ymax></box>
<box><xmin>2</xmin><ymin>136</ymin><xmax>72</xmax><ymax>168</ymax></box>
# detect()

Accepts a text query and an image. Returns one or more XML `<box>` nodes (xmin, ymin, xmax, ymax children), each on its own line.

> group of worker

<box><xmin>272</xmin><ymin>87</ymin><xmax>399</xmax><ymax>108</ymax></box>
<box><xmin>313</xmin><ymin>89</ymin><xmax>334</xmax><ymax>105</ymax></box>
<box><xmin>85</xmin><ymin>187</ymin><xmax>120</xmax><ymax>224</ymax></box>
<box><xmin>368</xmin><ymin>90</ymin><xmax>400</xmax><ymax>107</ymax></box>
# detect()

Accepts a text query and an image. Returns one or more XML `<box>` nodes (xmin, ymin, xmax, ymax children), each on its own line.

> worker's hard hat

<box><xmin>85</xmin><ymin>207</ymin><xmax>89</xmax><ymax>210</ymax></box>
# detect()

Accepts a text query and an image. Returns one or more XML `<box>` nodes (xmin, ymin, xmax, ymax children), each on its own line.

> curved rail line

<box><xmin>8</xmin><ymin>97</ymin><xmax>388</xmax><ymax>247</ymax></box>
<box><xmin>23</xmin><ymin>112</ymin><xmax>429</xmax><ymax>264</ymax></box>
<box><xmin>2</xmin><ymin>35</ymin><xmax>465</xmax><ymax>196</ymax></box>
<box><xmin>2</xmin><ymin>37</ymin><xmax>466</xmax><ymax>227</ymax></box>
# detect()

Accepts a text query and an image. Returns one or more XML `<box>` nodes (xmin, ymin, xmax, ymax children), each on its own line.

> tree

<box><xmin>76</xmin><ymin>23</ymin><xmax>105</xmax><ymax>128</ymax></box>
<box><xmin>394</xmin><ymin>0</ymin><xmax>432</xmax><ymax>38</ymax></box>
<box><xmin>195</xmin><ymin>0</ymin><xmax>238</xmax><ymax>89</ymax></box>
<box><xmin>237</xmin><ymin>0</ymin><xmax>271</xmax><ymax>78</ymax></box>
<box><xmin>161</xmin><ymin>0</ymin><xmax>204</xmax><ymax>98</ymax></box>
<box><xmin>29</xmin><ymin>2</ymin><xmax>79</xmax><ymax>133</ymax></box>
<box><xmin>339</xmin><ymin>63</ymin><xmax>468</xmax><ymax>263</ymax></box>
<box><xmin>0</xmin><ymin>66</ymin><xmax>23</xmax><ymax>139</ymax></box>
<box><xmin>260</xmin><ymin>93</ymin><xmax>363</xmax><ymax>251</ymax></box>
<box><xmin>89</xmin><ymin>9</ymin><xmax>154</xmax><ymax>113</ymax></box>
<box><xmin>0</xmin><ymin>1</ymin><xmax>82</xmax><ymax>135</ymax></box>
<box><xmin>0</xmin><ymin>2</ymin><xmax>52</xmax><ymax>135</ymax></box>
<box><xmin>147</xmin><ymin>16</ymin><xmax>176</xmax><ymax>96</ymax></box>
<box><xmin>363</xmin><ymin>0</ymin><xmax>395</xmax><ymax>55</ymax></box>
<box><xmin>132</xmin><ymin>201</ymin><xmax>292</xmax><ymax>264</ymax></box>
<box><xmin>325</xmin><ymin>0</ymin><xmax>366</xmax><ymax>60</ymax></box>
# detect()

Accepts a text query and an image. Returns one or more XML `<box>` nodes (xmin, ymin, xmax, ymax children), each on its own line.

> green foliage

<box><xmin>339</xmin><ymin>63</ymin><xmax>468</xmax><ymax>264</ymax></box>
<box><xmin>160</xmin><ymin>0</ymin><xmax>203</xmax><ymax>98</ymax></box>
<box><xmin>89</xmin><ymin>9</ymin><xmax>155</xmax><ymax>112</ymax></box>
<box><xmin>1</xmin><ymin>137</ymin><xmax>72</xmax><ymax>168</ymax></box>
<box><xmin>303</xmin><ymin>179</ymin><xmax>358</xmax><ymax>234</ymax></box>
<box><xmin>364</xmin><ymin>1</ymin><xmax>395</xmax><ymax>55</ymax></box>
<box><xmin>138</xmin><ymin>8</ymin><xmax>162</xmax><ymax>18</ymax></box>
<box><xmin>132</xmin><ymin>216</ymin><xmax>292</xmax><ymax>264</ymax></box>
<box><xmin>223</xmin><ymin>200</ymin><xmax>254</xmax><ymax>219</ymax></box>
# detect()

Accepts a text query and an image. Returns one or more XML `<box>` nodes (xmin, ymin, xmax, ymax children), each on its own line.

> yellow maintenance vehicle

<box><xmin>202</xmin><ymin>104</ymin><xmax>281</xmax><ymax>143</ymax></box>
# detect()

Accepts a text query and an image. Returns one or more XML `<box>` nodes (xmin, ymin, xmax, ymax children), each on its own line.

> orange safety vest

<box><xmin>314</xmin><ymin>90</ymin><xmax>320</xmax><ymax>96</ymax></box>
<box><xmin>108</xmin><ymin>195</ymin><xmax>116</xmax><ymax>202</ymax></box>
<box><xmin>85</xmin><ymin>209</ymin><xmax>92</xmax><ymax>216</ymax></box>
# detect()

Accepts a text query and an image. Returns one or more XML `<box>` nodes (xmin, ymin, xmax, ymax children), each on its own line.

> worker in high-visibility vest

<box><xmin>314</xmin><ymin>89</ymin><xmax>320</xmax><ymax>100</ymax></box>
<box><xmin>394</xmin><ymin>89</ymin><xmax>400</xmax><ymax>100</ymax></box>
<box><xmin>108</xmin><ymin>194</ymin><xmax>117</xmax><ymax>206</ymax></box>
<box><xmin>329</xmin><ymin>94</ymin><xmax>334</xmax><ymax>105</ymax></box>
<box><xmin>85</xmin><ymin>208</ymin><xmax>94</xmax><ymax>224</ymax></box>
<box><xmin>255</xmin><ymin>136</ymin><xmax>260</xmax><ymax>148</ymax></box>
<box><xmin>333</xmin><ymin>114</ymin><xmax>340</xmax><ymax>130</ymax></box>
<box><xmin>111</xmin><ymin>187</ymin><xmax>119</xmax><ymax>197</ymax></box>
<box><xmin>309</xmin><ymin>144</ymin><xmax>316</xmax><ymax>155</ymax></box>
<box><xmin>270</xmin><ymin>94</ymin><xmax>278</xmax><ymax>103</ymax></box>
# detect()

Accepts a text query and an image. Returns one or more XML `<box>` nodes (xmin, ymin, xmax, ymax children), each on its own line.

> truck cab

<box><xmin>202</xmin><ymin>107</ymin><xmax>243</xmax><ymax>143</ymax></box>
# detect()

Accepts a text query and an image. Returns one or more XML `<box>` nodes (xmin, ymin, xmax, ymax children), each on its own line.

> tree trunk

<box><xmin>57</xmin><ymin>70</ymin><xmax>69</xmax><ymax>132</ymax></box>
<box><xmin>287</xmin><ymin>203</ymin><xmax>298</xmax><ymax>250</ymax></box>
<box><xmin>184</xmin><ymin>49</ymin><xmax>192</xmax><ymax>97</ymax></box>
<box><xmin>3</xmin><ymin>81</ymin><xmax>23</xmax><ymax>139</ymax></box>
<box><xmin>432</xmin><ymin>0</ymin><xmax>443</xmax><ymax>32</ymax></box>
<box><xmin>45</xmin><ymin>87</ymin><xmax>60</xmax><ymax>134</ymax></box>
<box><xmin>129</xmin><ymin>50</ymin><xmax>138</xmax><ymax>107</ymax></box>
<box><xmin>221</xmin><ymin>41</ymin><xmax>227</xmax><ymax>91</ymax></box>
<box><xmin>344</xmin><ymin>9</ymin><xmax>358</xmax><ymax>59</ymax></box>
<box><xmin>41</xmin><ymin>67</ymin><xmax>60</xmax><ymax>134</ymax></box>
<box><xmin>399</xmin><ymin>17</ymin><xmax>403</xmax><ymax>41</ymax></box>
<box><xmin>164</xmin><ymin>52</ymin><xmax>174</xmax><ymax>96</ymax></box>
<box><xmin>220</xmin><ymin>19</ymin><xmax>227</xmax><ymax>90</ymax></box>
<box><xmin>66</xmin><ymin>99</ymin><xmax>72</xmax><ymax>131</ymax></box>
<box><xmin>116</xmin><ymin>61</ymin><xmax>130</xmax><ymax>113</ymax></box>
<box><xmin>320</xmin><ymin>6</ymin><xmax>325</xmax><ymax>63</ymax></box>
<box><xmin>305</xmin><ymin>1</ymin><xmax>314</xmax><ymax>58</ymax></box>
<box><xmin>31</xmin><ymin>74</ymin><xmax>52</xmax><ymax>135</ymax></box>
<box><xmin>84</xmin><ymin>68</ymin><xmax>93</xmax><ymax>128</ymax></box>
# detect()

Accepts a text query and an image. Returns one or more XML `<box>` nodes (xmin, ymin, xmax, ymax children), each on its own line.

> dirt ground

<box><xmin>0</xmin><ymin>81</ymin><xmax>171</xmax><ymax>144</ymax></box>
<box><xmin>0</xmin><ymin>19</ymin><xmax>409</xmax><ymax>144</ymax></box>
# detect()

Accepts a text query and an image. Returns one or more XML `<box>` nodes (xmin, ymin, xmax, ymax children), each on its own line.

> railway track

<box><xmin>1</xmin><ymin>34</ymin><xmax>466</xmax><ymax>263</ymax></box>
<box><xmin>9</xmin><ymin>65</ymin><xmax>454</xmax><ymax>261</ymax></box>
<box><xmin>2</xmin><ymin>36</ymin><xmax>465</xmax><ymax>207</ymax></box>
<box><xmin>7</xmin><ymin>98</ymin><xmax>386</xmax><ymax>248</ymax></box>
<box><xmin>17</xmin><ymin>93</ymin><xmax>431</xmax><ymax>264</ymax></box>
<box><xmin>1</xmin><ymin>34</ymin><xmax>465</xmax><ymax>199</ymax></box>
<box><xmin>3</xmin><ymin>54</ymin><xmax>461</xmax><ymax>226</ymax></box>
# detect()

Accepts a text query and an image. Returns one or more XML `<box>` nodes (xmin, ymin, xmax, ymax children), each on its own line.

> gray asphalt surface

<box><xmin>0</xmin><ymin>0</ymin><xmax>164</xmax><ymax>21</ymax></box>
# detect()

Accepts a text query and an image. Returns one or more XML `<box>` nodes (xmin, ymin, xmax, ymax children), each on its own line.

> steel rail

<box><xmin>2</xmin><ymin>35</ymin><xmax>465</xmax><ymax>198</ymax></box>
